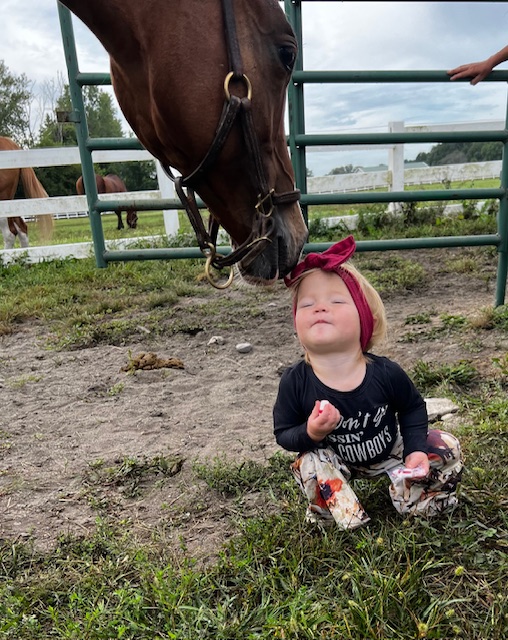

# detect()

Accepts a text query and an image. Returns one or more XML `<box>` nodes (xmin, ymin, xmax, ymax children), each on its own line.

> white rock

<box><xmin>425</xmin><ymin>398</ymin><xmax>459</xmax><ymax>422</ymax></box>
<box><xmin>236</xmin><ymin>342</ymin><xmax>253</xmax><ymax>353</ymax></box>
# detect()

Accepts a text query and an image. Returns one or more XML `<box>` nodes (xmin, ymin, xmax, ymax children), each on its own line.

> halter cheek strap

<box><xmin>286</xmin><ymin>235</ymin><xmax>375</xmax><ymax>352</ymax></box>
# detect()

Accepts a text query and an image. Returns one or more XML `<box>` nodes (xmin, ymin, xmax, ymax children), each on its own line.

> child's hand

<box><xmin>404</xmin><ymin>451</ymin><xmax>430</xmax><ymax>478</ymax></box>
<box><xmin>307</xmin><ymin>400</ymin><xmax>340</xmax><ymax>443</ymax></box>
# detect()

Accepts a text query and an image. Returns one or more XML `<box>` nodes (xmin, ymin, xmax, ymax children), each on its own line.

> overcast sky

<box><xmin>2</xmin><ymin>1</ymin><xmax>508</xmax><ymax>175</ymax></box>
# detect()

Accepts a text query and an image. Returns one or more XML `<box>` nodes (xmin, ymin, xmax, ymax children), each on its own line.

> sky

<box><xmin>2</xmin><ymin>1</ymin><xmax>508</xmax><ymax>176</ymax></box>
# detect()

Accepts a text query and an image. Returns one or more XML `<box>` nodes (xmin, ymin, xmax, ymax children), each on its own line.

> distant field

<box><xmin>308</xmin><ymin>177</ymin><xmax>500</xmax><ymax>219</ymax></box>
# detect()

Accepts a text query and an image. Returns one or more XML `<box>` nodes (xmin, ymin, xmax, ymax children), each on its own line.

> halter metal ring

<box><xmin>255</xmin><ymin>189</ymin><xmax>275</xmax><ymax>217</ymax></box>
<box><xmin>224</xmin><ymin>72</ymin><xmax>253</xmax><ymax>101</ymax></box>
<box><xmin>204</xmin><ymin>254</ymin><xmax>235</xmax><ymax>289</ymax></box>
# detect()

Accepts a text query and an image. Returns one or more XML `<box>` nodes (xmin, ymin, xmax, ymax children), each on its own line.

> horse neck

<box><xmin>59</xmin><ymin>1</ymin><xmax>140</xmax><ymax>61</ymax></box>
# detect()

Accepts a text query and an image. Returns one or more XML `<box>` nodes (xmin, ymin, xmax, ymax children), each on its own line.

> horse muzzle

<box><xmin>236</xmin><ymin>203</ymin><xmax>308</xmax><ymax>284</ymax></box>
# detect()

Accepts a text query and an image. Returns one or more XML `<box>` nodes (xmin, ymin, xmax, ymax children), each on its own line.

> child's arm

<box><xmin>386</xmin><ymin>359</ymin><xmax>429</xmax><ymax>463</ymax></box>
<box><xmin>273</xmin><ymin>366</ymin><xmax>338</xmax><ymax>452</ymax></box>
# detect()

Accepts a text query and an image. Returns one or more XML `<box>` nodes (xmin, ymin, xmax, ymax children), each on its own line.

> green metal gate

<box><xmin>58</xmin><ymin>1</ymin><xmax>508</xmax><ymax>305</ymax></box>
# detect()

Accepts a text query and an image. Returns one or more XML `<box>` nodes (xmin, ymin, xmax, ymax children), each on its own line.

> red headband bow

<box><xmin>284</xmin><ymin>235</ymin><xmax>375</xmax><ymax>352</ymax></box>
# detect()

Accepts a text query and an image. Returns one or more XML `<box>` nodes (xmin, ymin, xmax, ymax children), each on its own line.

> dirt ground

<box><xmin>0</xmin><ymin>247</ymin><xmax>506</xmax><ymax>559</ymax></box>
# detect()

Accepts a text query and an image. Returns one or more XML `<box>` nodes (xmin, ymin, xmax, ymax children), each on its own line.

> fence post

<box><xmin>58</xmin><ymin>3</ymin><xmax>107</xmax><ymax>267</ymax></box>
<box><xmin>155</xmin><ymin>161</ymin><xmax>179</xmax><ymax>237</ymax></box>
<box><xmin>388</xmin><ymin>121</ymin><xmax>405</xmax><ymax>212</ymax></box>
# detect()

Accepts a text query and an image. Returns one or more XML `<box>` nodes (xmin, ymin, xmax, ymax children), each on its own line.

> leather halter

<box><xmin>163</xmin><ymin>0</ymin><xmax>301</xmax><ymax>287</ymax></box>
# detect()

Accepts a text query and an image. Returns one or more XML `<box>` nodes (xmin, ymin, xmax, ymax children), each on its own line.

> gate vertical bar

<box><xmin>496</xmin><ymin>86</ymin><xmax>508</xmax><ymax>306</ymax></box>
<box><xmin>285</xmin><ymin>0</ymin><xmax>308</xmax><ymax>225</ymax></box>
<box><xmin>57</xmin><ymin>2</ymin><xmax>107</xmax><ymax>267</ymax></box>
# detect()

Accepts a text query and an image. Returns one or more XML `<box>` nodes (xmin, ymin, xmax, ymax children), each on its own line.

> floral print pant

<box><xmin>290</xmin><ymin>429</ymin><xmax>463</xmax><ymax>530</ymax></box>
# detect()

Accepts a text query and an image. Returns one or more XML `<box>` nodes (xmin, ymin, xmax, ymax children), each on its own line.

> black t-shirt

<box><xmin>273</xmin><ymin>354</ymin><xmax>428</xmax><ymax>465</ymax></box>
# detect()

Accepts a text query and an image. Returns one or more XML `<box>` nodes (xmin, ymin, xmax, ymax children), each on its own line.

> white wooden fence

<box><xmin>0</xmin><ymin>145</ymin><xmax>182</xmax><ymax>263</ymax></box>
<box><xmin>0</xmin><ymin>145</ymin><xmax>178</xmax><ymax>225</ymax></box>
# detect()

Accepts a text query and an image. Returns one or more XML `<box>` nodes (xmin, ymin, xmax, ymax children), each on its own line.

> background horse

<box><xmin>76</xmin><ymin>173</ymin><xmax>138</xmax><ymax>230</ymax></box>
<box><xmin>59</xmin><ymin>0</ymin><xmax>308</xmax><ymax>284</ymax></box>
<box><xmin>0</xmin><ymin>136</ymin><xmax>53</xmax><ymax>249</ymax></box>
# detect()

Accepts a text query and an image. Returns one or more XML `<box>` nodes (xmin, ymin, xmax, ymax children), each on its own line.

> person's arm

<box><xmin>448</xmin><ymin>45</ymin><xmax>508</xmax><ymax>85</ymax></box>
<box><xmin>273</xmin><ymin>366</ymin><xmax>337</xmax><ymax>452</ymax></box>
<box><xmin>384</xmin><ymin>359</ymin><xmax>428</xmax><ymax>457</ymax></box>
<box><xmin>396</xmin><ymin>379</ymin><xmax>430</xmax><ymax>475</ymax></box>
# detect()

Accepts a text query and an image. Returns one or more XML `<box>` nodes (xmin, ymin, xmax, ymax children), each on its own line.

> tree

<box><xmin>36</xmin><ymin>84</ymin><xmax>157</xmax><ymax>194</ymax></box>
<box><xmin>36</xmin><ymin>85</ymin><xmax>125</xmax><ymax>196</ymax></box>
<box><xmin>114</xmin><ymin>160</ymin><xmax>158</xmax><ymax>192</ymax></box>
<box><xmin>0</xmin><ymin>60</ymin><xmax>33</xmax><ymax>144</ymax></box>
<box><xmin>327</xmin><ymin>164</ymin><xmax>360</xmax><ymax>175</ymax></box>
<box><xmin>416</xmin><ymin>141</ymin><xmax>503</xmax><ymax>166</ymax></box>
<box><xmin>38</xmin><ymin>84</ymin><xmax>123</xmax><ymax>148</ymax></box>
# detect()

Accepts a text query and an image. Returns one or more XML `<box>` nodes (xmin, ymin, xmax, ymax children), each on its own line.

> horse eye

<box><xmin>278</xmin><ymin>46</ymin><xmax>296</xmax><ymax>72</ymax></box>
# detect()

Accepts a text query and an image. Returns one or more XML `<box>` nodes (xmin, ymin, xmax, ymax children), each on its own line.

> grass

<box><xmin>25</xmin><ymin>209</ymin><xmax>176</xmax><ymax>246</ymax></box>
<box><xmin>0</xmin><ymin>253</ymin><xmax>207</xmax><ymax>341</ymax></box>
<box><xmin>1</xmin><ymin>214</ymin><xmax>507</xmax><ymax>638</ymax></box>
<box><xmin>305</xmin><ymin>176</ymin><xmax>499</xmax><ymax>244</ymax></box>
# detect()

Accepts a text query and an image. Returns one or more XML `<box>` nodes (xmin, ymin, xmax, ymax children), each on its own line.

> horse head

<box><xmin>60</xmin><ymin>0</ymin><xmax>308</xmax><ymax>284</ymax></box>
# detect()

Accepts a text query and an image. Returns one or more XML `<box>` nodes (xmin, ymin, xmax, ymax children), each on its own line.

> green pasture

<box><xmin>0</xmin><ymin>198</ymin><xmax>507</xmax><ymax>638</ymax></box>
<box><xmin>26</xmin><ymin>209</ymin><xmax>180</xmax><ymax>246</ymax></box>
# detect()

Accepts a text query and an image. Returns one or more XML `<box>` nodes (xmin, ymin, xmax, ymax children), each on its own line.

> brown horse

<box><xmin>76</xmin><ymin>173</ymin><xmax>138</xmax><ymax>230</ymax></box>
<box><xmin>0</xmin><ymin>136</ymin><xmax>53</xmax><ymax>249</ymax></box>
<box><xmin>59</xmin><ymin>0</ymin><xmax>307</xmax><ymax>284</ymax></box>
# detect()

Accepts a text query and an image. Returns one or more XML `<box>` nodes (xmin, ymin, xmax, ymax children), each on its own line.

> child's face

<box><xmin>295</xmin><ymin>270</ymin><xmax>361</xmax><ymax>356</ymax></box>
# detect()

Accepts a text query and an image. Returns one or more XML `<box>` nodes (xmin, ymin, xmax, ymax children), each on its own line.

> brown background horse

<box><xmin>59</xmin><ymin>0</ymin><xmax>308</xmax><ymax>284</ymax></box>
<box><xmin>76</xmin><ymin>173</ymin><xmax>138</xmax><ymax>230</ymax></box>
<box><xmin>0</xmin><ymin>136</ymin><xmax>53</xmax><ymax>249</ymax></box>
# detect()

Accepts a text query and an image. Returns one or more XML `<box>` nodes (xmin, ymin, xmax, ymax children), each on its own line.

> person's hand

<box><xmin>404</xmin><ymin>451</ymin><xmax>430</xmax><ymax>478</ymax></box>
<box><xmin>307</xmin><ymin>400</ymin><xmax>340</xmax><ymax>442</ymax></box>
<box><xmin>447</xmin><ymin>61</ymin><xmax>494</xmax><ymax>85</ymax></box>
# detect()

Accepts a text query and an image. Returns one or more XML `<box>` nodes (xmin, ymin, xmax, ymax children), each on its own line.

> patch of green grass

<box><xmin>308</xmin><ymin>197</ymin><xmax>498</xmax><ymax>244</ymax></box>
<box><xmin>0</xmin><ymin>252</ymin><xmax>280</xmax><ymax>346</ymax></box>
<box><xmin>405</xmin><ymin>311</ymin><xmax>434</xmax><ymax>325</ymax></box>
<box><xmin>400</xmin><ymin>312</ymin><xmax>477</xmax><ymax>344</ymax></box>
<box><xmin>193</xmin><ymin>451</ymin><xmax>294</xmax><ymax>498</ymax></box>
<box><xmin>354</xmin><ymin>253</ymin><xmax>426</xmax><ymax>295</ymax></box>
<box><xmin>83</xmin><ymin>454</ymin><xmax>184</xmax><ymax>500</ymax></box>
<box><xmin>5</xmin><ymin>373</ymin><xmax>43</xmax><ymax>388</ymax></box>
<box><xmin>0</xmin><ymin>256</ymin><xmax>207</xmax><ymax>342</ymax></box>
<box><xmin>410</xmin><ymin>359</ymin><xmax>479</xmax><ymax>395</ymax></box>
<box><xmin>490</xmin><ymin>304</ymin><xmax>508</xmax><ymax>331</ymax></box>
